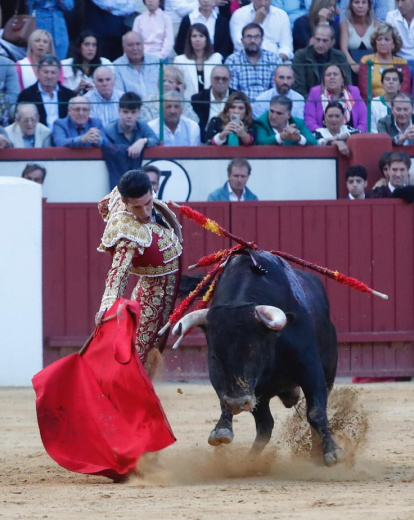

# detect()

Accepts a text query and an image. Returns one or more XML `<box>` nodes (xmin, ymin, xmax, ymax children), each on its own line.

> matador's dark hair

<box><xmin>118</xmin><ymin>169</ymin><xmax>152</xmax><ymax>199</ymax></box>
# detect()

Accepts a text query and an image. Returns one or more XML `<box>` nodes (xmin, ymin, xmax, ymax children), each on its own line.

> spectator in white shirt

<box><xmin>84</xmin><ymin>66</ymin><xmax>123</xmax><ymax>125</ymax></box>
<box><xmin>61</xmin><ymin>30</ymin><xmax>112</xmax><ymax>94</ymax></box>
<box><xmin>164</xmin><ymin>0</ymin><xmax>199</xmax><ymax>36</ymax></box>
<box><xmin>386</xmin><ymin>0</ymin><xmax>414</xmax><ymax>61</ymax></box>
<box><xmin>175</xmin><ymin>0</ymin><xmax>233</xmax><ymax>58</ymax></box>
<box><xmin>253</xmin><ymin>64</ymin><xmax>305</xmax><ymax>119</ymax></box>
<box><xmin>148</xmin><ymin>91</ymin><xmax>201</xmax><ymax>145</ymax></box>
<box><xmin>230</xmin><ymin>0</ymin><xmax>293</xmax><ymax>60</ymax></box>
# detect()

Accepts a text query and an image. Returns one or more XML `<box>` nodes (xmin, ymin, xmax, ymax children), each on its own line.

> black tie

<box><xmin>76</xmin><ymin>127</ymin><xmax>84</xmax><ymax>135</ymax></box>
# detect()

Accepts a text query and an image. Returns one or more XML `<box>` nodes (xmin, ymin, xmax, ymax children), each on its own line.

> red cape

<box><xmin>32</xmin><ymin>298</ymin><xmax>175</xmax><ymax>479</ymax></box>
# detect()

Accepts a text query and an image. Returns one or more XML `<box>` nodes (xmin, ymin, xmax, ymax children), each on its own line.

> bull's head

<box><xmin>171</xmin><ymin>305</ymin><xmax>287</xmax><ymax>414</ymax></box>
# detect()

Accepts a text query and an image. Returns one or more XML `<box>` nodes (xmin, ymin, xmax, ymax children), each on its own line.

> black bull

<box><xmin>173</xmin><ymin>251</ymin><xmax>345</xmax><ymax>466</ymax></box>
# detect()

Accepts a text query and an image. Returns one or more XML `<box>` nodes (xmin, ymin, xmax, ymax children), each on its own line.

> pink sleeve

<box><xmin>160</xmin><ymin>13</ymin><xmax>174</xmax><ymax>60</ymax></box>
<box><xmin>16</xmin><ymin>62</ymin><xmax>24</xmax><ymax>91</ymax></box>
<box><xmin>401</xmin><ymin>64</ymin><xmax>411</xmax><ymax>94</ymax></box>
<box><xmin>304</xmin><ymin>88</ymin><xmax>321</xmax><ymax>132</ymax></box>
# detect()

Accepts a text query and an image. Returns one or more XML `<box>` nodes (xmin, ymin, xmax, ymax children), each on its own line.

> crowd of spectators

<box><xmin>1</xmin><ymin>0</ymin><xmax>414</xmax><ymax>197</ymax></box>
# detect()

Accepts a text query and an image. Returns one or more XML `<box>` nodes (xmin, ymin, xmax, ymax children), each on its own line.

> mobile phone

<box><xmin>230</xmin><ymin>113</ymin><xmax>241</xmax><ymax>124</ymax></box>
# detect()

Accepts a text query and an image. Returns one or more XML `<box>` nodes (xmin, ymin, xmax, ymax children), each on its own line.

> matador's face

<box><xmin>123</xmin><ymin>191</ymin><xmax>154</xmax><ymax>224</ymax></box>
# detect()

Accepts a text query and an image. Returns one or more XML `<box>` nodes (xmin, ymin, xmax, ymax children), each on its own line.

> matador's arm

<box><xmin>99</xmin><ymin>239</ymin><xmax>137</xmax><ymax>313</ymax></box>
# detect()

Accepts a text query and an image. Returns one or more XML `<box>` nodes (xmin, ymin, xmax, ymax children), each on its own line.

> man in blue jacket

<box><xmin>207</xmin><ymin>157</ymin><xmax>258</xmax><ymax>201</ymax></box>
<box><xmin>52</xmin><ymin>96</ymin><xmax>107</xmax><ymax>148</ymax></box>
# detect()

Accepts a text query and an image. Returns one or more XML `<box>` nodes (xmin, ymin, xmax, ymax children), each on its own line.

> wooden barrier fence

<box><xmin>43</xmin><ymin>199</ymin><xmax>414</xmax><ymax>380</ymax></box>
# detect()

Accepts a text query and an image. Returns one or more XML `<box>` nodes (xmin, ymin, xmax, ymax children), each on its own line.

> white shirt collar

<box><xmin>227</xmin><ymin>181</ymin><xmax>245</xmax><ymax>201</ymax></box>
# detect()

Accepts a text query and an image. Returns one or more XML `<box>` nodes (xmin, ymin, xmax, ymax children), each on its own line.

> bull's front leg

<box><xmin>251</xmin><ymin>398</ymin><xmax>274</xmax><ymax>454</ymax></box>
<box><xmin>208</xmin><ymin>353</ymin><xmax>234</xmax><ymax>447</ymax></box>
<box><xmin>208</xmin><ymin>402</ymin><xmax>234</xmax><ymax>446</ymax></box>
<box><xmin>302</xmin><ymin>375</ymin><xmax>345</xmax><ymax>467</ymax></box>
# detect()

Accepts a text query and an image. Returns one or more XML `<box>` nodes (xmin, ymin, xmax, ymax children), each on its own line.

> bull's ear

<box><xmin>255</xmin><ymin>305</ymin><xmax>287</xmax><ymax>330</ymax></box>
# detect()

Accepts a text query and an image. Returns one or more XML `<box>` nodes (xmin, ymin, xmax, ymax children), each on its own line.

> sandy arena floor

<box><xmin>1</xmin><ymin>381</ymin><xmax>413</xmax><ymax>520</ymax></box>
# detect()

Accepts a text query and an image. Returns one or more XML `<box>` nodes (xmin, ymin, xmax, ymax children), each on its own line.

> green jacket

<box><xmin>255</xmin><ymin>112</ymin><xmax>317</xmax><ymax>146</ymax></box>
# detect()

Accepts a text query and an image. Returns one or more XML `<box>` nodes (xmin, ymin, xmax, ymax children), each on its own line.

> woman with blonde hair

<box><xmin>15</xmin><ymin>29</ymin><xmax>63</xmax><ymax>90</ymax></box>
<box><xmin>340</xmin><ymin>0</ymin><xmax>379</xmax><ymax>74</ymax></box>
<box><xmin>205</xmin><ymin>90</ymin><xmax>255</xmax><ymax>146</ymax></box>
<box><xmin>140</xmin><ymin>65</ymin><xmax>199</xmax><ymax>123</ymax></box>
<box><xmin>358</xmin><ymin>23</ymin><xmax>410</xmax><ymax>99</ymax></box>
<box><xmin>293</xmin><ymin>0</ymin><xmax>340</xmax><ymax>51</ymax></box>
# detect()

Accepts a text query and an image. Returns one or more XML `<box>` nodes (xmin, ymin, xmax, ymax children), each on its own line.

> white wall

<box><xmin>0</xmin><ymin>178</ymin><xmax>43</xmax><ymax>385</ymax></box>
<box><xmin>0</xmin><ymin>157</ymin><xmax>337</xmax><ymax>202</ymax></box>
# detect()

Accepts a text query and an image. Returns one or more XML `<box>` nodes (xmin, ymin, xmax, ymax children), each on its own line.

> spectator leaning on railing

<box><xmin>253</xmin><ymin>64</ymin><xmax>305</xmax><ymax>120</ymax></box>
<box><xmin>105</xmin><ymin>92</ymin><xmax>159</xmax><ymax>155</ymax></box>
<box><xmin>304</xmin><ymin>63</ymin><xmax>366</xmax><ymax>132</ymax></box>
<box><xmin>314</xmin><ymin>100</ymin><xmax>360</xmax><ymax>156</ymax></box>
<box><xmin>52</xmin><ymin>96</ymin><xmax>108</xmax><ymax>148</ymax></box>
<box><xmin>255</xmin><ymin>95</ymin><xmax>317</xmax><ymax>146</ymax></box>
<box><xmin>17</xmin><ymin>55</ymin><xmax>75</xmax><ymax>129</ymax></box>
<box><xmin>5</xmin><ymin>103</ymin><xmax>51</xmax><ymax>148</ymax></box>
<box><xmin>0</xmin><ymin>125</ymin><xmax>12</xmax><ymax>149</ymax></box>
<box><xmin>84</xmin><ymin>66</ymin><xmax>123</xmax><ymax>126</ymax></box>
<box><xmin>225</xmin><ymin>22</ymin><xmax>281</xmax><ymax>102</ymax></box>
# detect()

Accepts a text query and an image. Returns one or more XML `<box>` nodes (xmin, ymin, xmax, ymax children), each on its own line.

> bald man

<box><xmin>52</xmin><ymin>96</ymin><xmax>108</xmax><ymax>148</ymax></box>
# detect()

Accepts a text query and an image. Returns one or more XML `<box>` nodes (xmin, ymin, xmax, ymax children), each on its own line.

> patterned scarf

<box><xmin>321</xmin><ymin>87</ymin><xmax>355</xmax><ymax>124</ymax></box>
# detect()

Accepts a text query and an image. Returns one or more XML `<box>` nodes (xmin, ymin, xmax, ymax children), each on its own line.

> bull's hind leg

<box><xmin>251</xmin><ymin>398</ymin><xmax>274</xmax><ymax>454</ymax></box>
<box><xmin>208</xmin><ymin>403</ymin><xmax>234</xmax><ymax>446</ymax></box>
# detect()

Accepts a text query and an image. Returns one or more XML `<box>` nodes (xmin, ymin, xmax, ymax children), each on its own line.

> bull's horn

<box><xmin>255</xmin><ymin>305</ymin><xmax>287</xmax><ymax>330</ymax></box>
<box><xmin>172</xmin><ymin>309</ymin><xmax>209</xmax><ymax>337</ymax></box>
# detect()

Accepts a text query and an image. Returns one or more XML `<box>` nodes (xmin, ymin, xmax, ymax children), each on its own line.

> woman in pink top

<box><xmin>132</xmin><ymin>0</ymin><xmax>174</xmax><ymax>60</ymax></box>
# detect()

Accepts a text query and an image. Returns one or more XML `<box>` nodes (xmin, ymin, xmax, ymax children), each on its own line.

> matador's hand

<box><xmin>95</xmin><ymin>308</ymin><xmax>107</xmax><ymax>326</ymax></box>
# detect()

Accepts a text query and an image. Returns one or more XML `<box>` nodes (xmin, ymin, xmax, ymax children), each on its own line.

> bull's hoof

<box><xmin>323</xmin><ymin>447</ymin><xmax>346</xmax><ymax>467</ymax></box>
<box><xmin>208</xmin><ymin>428</ymin><xmax>234</xmax><ymax>446</ymax></box>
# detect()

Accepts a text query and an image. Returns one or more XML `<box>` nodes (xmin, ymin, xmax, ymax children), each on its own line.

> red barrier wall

<box><xmin>43</xmin><ymin>199</ymin><xmax>414</xmax><ymax>380</ymax></box>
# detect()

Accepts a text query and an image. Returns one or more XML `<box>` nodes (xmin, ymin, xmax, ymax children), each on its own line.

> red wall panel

<box><xmin>43</xmin><ymin>199</ymin><xmax>414</xmax><ymax>378</ymax></box>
